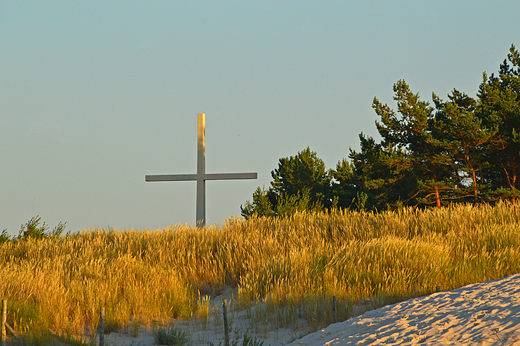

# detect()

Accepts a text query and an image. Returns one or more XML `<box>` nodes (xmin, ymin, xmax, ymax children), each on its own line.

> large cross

<box><xmin>145</xmin><ymin>113</ymin><xmax>257</xmax><ymax>227</ymax></box>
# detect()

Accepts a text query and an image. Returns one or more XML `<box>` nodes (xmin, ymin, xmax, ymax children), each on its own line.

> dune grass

<box><xmin>1</xmin><ymin>202</ymin><xmax>520</xmax><ymax>339</ymax></box>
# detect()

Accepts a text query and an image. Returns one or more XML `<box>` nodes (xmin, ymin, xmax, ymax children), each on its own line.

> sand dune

<box><xmin>288</xmin><ymin>273</ymin><xmax>520</xmax><ymax>345</ymax></box>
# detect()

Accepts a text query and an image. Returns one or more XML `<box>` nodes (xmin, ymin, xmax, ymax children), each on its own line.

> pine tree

<box><xmin>432</xmin><ymin>90</ymin><xmax>498</xmax><ymax>203</ymax></box>
<box><xmin>373</xmin><ymin>80</ymin><xmax>454</xmax><ymax>207</ymax></box>
<box><xmin>477</xmin><ymin>44</ymin><xmax>520</xmax><ymax>200</ymax></box>
<box><xmin>241</xmin><ymin>147</ymin><xmax>332</xmax><ymax>218</ymax></box>
<box><xmin>330</xmin><ymin>158</ymin><xmax>357</xmax><ymax>210</ymax></box>
<box><xmin>270</xmin><ymin>147</ymin><xmax>332</xmax><ymax>208</ymax></box>
<box><xmin>348</xmin><ymin>133</ymin><xmax>415</xmax><ymax>210</ymax></box>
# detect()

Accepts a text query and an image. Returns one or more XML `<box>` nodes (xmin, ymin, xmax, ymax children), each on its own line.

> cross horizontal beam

<box><xmin>145</xmin><ymin>173</ymin><xmax>257</xmax><ymax>182</ymax></box>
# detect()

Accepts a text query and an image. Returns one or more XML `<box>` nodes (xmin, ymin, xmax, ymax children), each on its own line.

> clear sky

<box><xmin>1</xmin><ymin>1</ymin><xmax>519</xmax><ymax>234</ymax></box>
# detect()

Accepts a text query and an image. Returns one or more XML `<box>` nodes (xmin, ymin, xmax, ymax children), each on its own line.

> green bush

<box><xmin>17</xmin><ymin>216</ymin><xmax>67</xmax><ymax>241</ymax></box>
<box><xmin>152</xmin><ymin>324</ymin><xmax>189</xmax><ymax>345</ymax></box>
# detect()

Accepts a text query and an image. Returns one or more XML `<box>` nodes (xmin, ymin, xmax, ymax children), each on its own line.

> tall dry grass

<box><xmin>1</xmin><ymin>202</ymin><xmax>520</xmax><ymax>336</ymax></box>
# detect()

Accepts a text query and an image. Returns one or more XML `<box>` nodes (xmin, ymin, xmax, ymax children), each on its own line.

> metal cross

<box><xmin>145</xmin><ymin>113</ymin><xmax>257</xmax><ymax>227</ymax></box>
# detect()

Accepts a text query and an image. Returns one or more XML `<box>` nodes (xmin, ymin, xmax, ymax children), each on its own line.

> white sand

<box><xmin>104</xmin><ymin>273</ymin><xmax>520</xmax><ymax>346</ymax></box>
<box><xmin>288</xmin><ymin>273</ymin><xmax>520</xmax><ymax>346</ymax></box>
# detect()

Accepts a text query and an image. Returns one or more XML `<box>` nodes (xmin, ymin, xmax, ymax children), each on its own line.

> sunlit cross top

<box><xmin>145</xmin><ymin>113</ymin><xmax>257</xmax><ymax>227</ymax></box>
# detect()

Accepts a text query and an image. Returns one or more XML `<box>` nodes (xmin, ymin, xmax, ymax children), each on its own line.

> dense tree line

<box><xmin>242</xmin><ymin>44</ymin><xmax>520</xmax><ymax>218</ymax></box>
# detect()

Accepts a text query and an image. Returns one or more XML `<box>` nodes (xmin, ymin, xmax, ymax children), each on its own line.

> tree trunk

<box><xmin>435</xmin><ymin>186</ymin><xmax>441</xmax><ymax>208</ymax></box>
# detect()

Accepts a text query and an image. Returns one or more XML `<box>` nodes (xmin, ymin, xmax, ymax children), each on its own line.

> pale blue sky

<box><xmin>1</xmin><ymin>1</ymin><xmax>519</xmax><ymax>234</ymax></box>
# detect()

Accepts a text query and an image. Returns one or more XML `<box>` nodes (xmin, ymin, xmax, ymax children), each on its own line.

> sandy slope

<box><xmin>103</xmin><ymin>273</ymin><xmax>520</xmax><ymax>346</ymax></box>
<box><xmin>288</xmin><ymin>273</ymin><xmax>520</xmax><ymax>346</ymax></box>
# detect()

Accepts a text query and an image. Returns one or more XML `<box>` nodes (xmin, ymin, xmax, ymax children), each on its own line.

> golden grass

<box><xmin>1</xmin><ymin>202</ymin><xmax>520</xmax><ymax>336</ymax></box>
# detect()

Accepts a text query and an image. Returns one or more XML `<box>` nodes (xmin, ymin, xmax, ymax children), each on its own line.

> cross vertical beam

<box><xmin>197</xmin><ymin>113</ymin><xmax>205</xmax><ymax>226</ymax></box>
<box><xmin>145</xmin><ymin>113</ymin><xmax>257</xmax><ymax>227</ymax></box>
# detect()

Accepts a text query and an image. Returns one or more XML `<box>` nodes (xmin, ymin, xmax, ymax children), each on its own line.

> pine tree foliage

<box><xmin>243</xmin><ymin>44</ymin><xmax>520</xmax><ymax>217</ymax></box>
<box><xmin>477</xmin><ymin>44</ymin><xmax>520</xmax><ymax>200</ymax></box>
